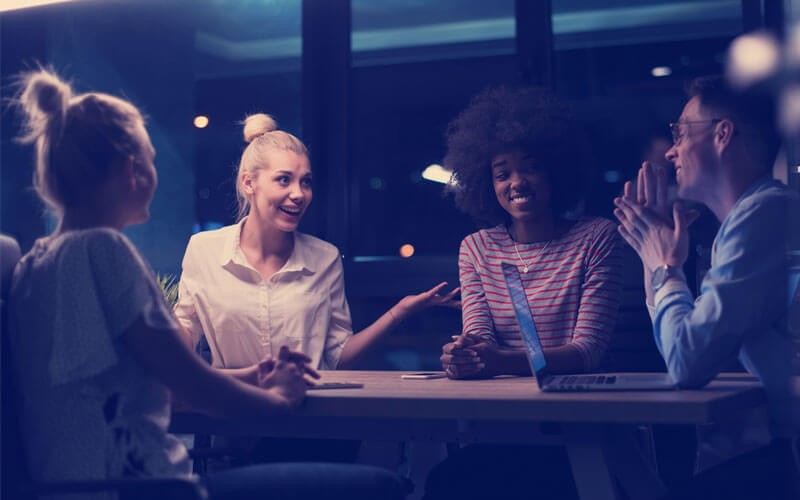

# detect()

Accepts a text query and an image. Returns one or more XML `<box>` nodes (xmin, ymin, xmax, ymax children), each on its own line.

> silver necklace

<box><xmin>513</xmin><ymin>238</ymin><xmax>551</xmax><ymax>274</ymax></box>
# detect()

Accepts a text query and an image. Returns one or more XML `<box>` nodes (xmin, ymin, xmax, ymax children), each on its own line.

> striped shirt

<box><xmin>459</xmin><ymin>217</ymin><xmax>623</xmax><ymax>371</ymax></box>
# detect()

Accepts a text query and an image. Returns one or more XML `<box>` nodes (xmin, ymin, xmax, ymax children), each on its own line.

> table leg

<box><xmin>565</xmin><ymin>438</ymin><xmax>618</xmax><ymax>500</ymax></box>
<box><xmin>565</xmin><ymin>424</ymin><xmax>666</xmax><ymax>500</ymax></box>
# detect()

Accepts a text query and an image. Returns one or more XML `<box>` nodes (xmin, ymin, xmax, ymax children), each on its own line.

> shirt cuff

<box><xmin>654</xmin><ymin>278</ymin><xmax>692</xmax><ymax>309</ymax></box>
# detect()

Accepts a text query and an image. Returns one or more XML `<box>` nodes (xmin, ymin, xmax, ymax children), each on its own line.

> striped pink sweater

<box><xmin>459</xmin><ymin>217</ymin><xmax>623</xmax><ymax>371</ymax></box>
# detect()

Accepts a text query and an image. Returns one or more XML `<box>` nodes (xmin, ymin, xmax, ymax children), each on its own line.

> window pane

<box><xmin>551</xmin><ymin>0</ymin><xmax>742</xmax><ymax>218</ymax></box>
<box><xmin>350</xmin><ymin>0</ymin><xmax>517</xmax><ymax>258</ymax></box>
<box><xmin>352</xmin><ymin>0</ymin><xmax>515</xmax><ymax>66</ymax></box>
<box><xmin>192</xmin><ymin>0</ymin><xmax>303</xmax><ymax>230</ymax></box>
<box><xmin>1</xmin><ymin>0</ymin><xmax>303</xmax><ymax>273</ymax></box>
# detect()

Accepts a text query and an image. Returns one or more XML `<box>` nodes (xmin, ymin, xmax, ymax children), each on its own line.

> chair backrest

<box><xmin>601</xmin><ymin>247</ymin><xmax>667</xmax><ymax>372</ymax></box>
<box><xmin>0</xmin><ymin>234</ymin><xmax>30</xmax><ymax>499</ymax></box>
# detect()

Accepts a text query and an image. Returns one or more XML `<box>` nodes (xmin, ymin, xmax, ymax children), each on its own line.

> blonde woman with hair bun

<box><xmin>175</xmin><ymin>113</ymin><xmax>459</xmax><ymax>375</ymax></box>
<box><xmin>8</xmin><ymin>69</ymin><xmax>408</xmax><ymax>499</ymax></box>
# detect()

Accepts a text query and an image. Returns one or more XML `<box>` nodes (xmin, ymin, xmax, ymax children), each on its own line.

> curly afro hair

<box><xmin>444</xmin><ymin>86</ymin><xmax>592</xmax><ymax>227</ymax></box>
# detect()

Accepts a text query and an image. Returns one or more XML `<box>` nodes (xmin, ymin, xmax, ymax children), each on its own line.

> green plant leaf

<box><xmin>156</xmin><ymin>273</ymin><xmax>180</xmax><ymax>308</ymax></box>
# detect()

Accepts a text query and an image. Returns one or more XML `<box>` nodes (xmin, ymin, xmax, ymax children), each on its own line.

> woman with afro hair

<box><xmin>425</xmin><ymin>87</ymin><xmax>623</xmax><ymax>500</ymax></box>
<box><xmin>439</xmin><ymin>86</ymin><xmax>623</xmax><ymax>380</ymax></box>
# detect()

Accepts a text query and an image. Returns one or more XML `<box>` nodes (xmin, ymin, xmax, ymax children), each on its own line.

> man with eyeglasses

<box><xmin>614</xmin><ymin>75</ymin><xmax>799</xmax><ymax>499</ymax></box>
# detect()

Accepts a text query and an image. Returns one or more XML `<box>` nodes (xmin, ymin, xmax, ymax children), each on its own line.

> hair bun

<box><xmin>16</xmin><ymin>69</ymin><xmax>73</xmax><ymax>145</ymax></box>
<box><xmin>23</xmin><ymin>70</ymin><xmax>71</xmax><ymax>116</ymax></box>
<box><xmin>243</xmin><ymin>113</ymin><xmax>278</xmax><ymax>143</ymax></box>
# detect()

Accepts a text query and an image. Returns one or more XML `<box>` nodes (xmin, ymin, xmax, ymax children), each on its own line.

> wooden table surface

<box><xmin>173</xmin><ymin>370</ymin><xmax>765</xmax><ymax>431</ymax></box>
<box><xmin>171</xmin><ymin>370</ymin><xmax>766</xmax><ymax>500</ymax></box>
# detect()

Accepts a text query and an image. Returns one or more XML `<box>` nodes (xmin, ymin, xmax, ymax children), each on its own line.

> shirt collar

<box><xmin>219</xmin><ymin>217</ymin><xmax>247</xmax><ymax>267</ymax></box>
<box><xmin>736</xmin><ymin>176</ymin><xmax>774</xmax><ymax>205</ymax></box>
<box><xmin>282</xmin><ymin>233</ymin><xmax>316</xmax><ymax>274</ymax></box>
<box><xmin>219</xmin><ymin>217</ymin><xmax>316</xmax><ymax>274</ymax></box>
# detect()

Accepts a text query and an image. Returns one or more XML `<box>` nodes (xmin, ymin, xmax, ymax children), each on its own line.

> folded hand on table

<box><xmin>440</xmin><ymin>333</ymin><xmax>504</xmax><ymax>379</ymax></box>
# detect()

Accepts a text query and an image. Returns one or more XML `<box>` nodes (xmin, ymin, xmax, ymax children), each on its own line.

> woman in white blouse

<box><xmin>175</xmin><ymin>114</ymin><xmax>458</xmax><ymax>371</ymax></box>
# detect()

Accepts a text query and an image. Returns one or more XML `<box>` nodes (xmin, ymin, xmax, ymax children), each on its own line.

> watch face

<box><xmin>651</xmin><ymin>265</ymin><xmax>669</xmax><ymax>291</ymax></box>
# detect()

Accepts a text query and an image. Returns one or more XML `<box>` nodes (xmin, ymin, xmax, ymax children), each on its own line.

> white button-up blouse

<box><xmin>174</xmin><ymin>218</ymin><xmax>353</xmax><ymax>370</ymax></box>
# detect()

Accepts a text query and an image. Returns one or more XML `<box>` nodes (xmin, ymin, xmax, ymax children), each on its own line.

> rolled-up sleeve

<box><xmin>322</xmin><ymin>255</ymin><xmax>353</xmax><ymax>369</ymax></box>
<box><xmin>174</xmin><ymin>238</ymin><xmax>204</xmax><ymax>348</ymax></box>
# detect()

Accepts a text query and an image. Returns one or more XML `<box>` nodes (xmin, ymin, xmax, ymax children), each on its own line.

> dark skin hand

<box><xmin>441</xmin><ymin>333</ymin><xmax>484</xmax><ymax>379</ymax></box>
<box><xmin>440</xmin><ymin>333</ymin><xmax>524</xmax><ymax>379</ymax></box>
<box><xmin>441</xmin><ymin>331</ymin><xmax>589</xmax><ymax>378</ymax></box>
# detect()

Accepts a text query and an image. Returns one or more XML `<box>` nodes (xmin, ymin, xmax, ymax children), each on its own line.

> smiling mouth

<box><xmin>509</xmin><ymin>193</ymin><xmax>532</xmax><ymax>204</ymax></box>
<box><xmin>279</xmin><ymin>206</ymin><xmax>302</xmax><ymax>216</ymax></box>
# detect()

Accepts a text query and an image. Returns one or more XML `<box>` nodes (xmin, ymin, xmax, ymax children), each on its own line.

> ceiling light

<box><xmin>651</xmin><ymin>66</ymin><xmax>672</xmax><ymax>77</ymax></box>
<box><xmin>422</xmin><ymin>164</ymin><xmax>453</xmax><ymax>184</ymax></box>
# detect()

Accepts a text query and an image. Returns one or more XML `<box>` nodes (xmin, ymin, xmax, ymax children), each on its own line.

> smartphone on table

<box><xmin>401</xmin><ymin>372</ymin><xmax>447</xmax><ymax>380</ymax></box>
<box><xmin>308</xmin><ymin>382</ymin><xmax>364</xmax><ymax>390</ymax></box>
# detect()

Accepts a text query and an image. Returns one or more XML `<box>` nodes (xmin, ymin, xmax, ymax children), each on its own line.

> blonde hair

<box><xmin>235</xmin><ymin>113</ymin><xmax>308</xmax><ymax>220</ymax></box>
<box><xmin>14</xmin><ymin>68</ymin><xmax>145</xmax><ymax>217</ymax></box>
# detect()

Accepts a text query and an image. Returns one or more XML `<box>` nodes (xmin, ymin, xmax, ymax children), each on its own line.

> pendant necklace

<box><xmin>512</xmin><ymin>238</ymin><xmax>551</xmax><ymax>274</ymax></box>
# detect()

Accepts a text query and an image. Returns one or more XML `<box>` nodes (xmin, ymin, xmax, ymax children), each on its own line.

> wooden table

<box><xmin>171</xmin><ymin>371</ymin><xmax>765</xmax><ymax>500</ymax></box>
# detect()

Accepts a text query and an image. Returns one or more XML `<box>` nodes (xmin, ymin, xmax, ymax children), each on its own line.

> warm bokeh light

<box><xmin>1</xmin><ymin>0</ymin><xmax>76</xmax><ymax>12</ymax></box>
<box><xmin>193</xmin><ymin>115</ymin><xmax>210</xmax><ymax>129</ymax></box>
<box><xmin>421</xmin><ymin>164</ymin><xmax>454</xmax><ymax>184</ymax></box>
<box><xmin>727</xmin><ymin>32</ymin><xmax>779</xmax><ymax>89</ymax></box>
<box><xmin>399</xmin><ymin>244</ymin><xmax>415</xmax><ymax>258</ymax></box>
<box><xmin>650</xmin><ymin>66</ymin><xmax>672</xmax><ymax>77</ymax></box>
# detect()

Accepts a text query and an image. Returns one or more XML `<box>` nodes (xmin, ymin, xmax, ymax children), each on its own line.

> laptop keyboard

<box><xmin>560</xmin><ymin>375</ymin><xmax>617</xmax><ymax>385</ymax></box>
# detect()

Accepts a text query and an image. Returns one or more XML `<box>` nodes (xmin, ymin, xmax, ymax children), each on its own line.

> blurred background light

<box><xmin>603</xmin><ymin>170</ymin><xmax>622</xmax><ymax>183</ymax></box>
<box><xmin>726</xmin><ymin>32</ymin><xmax>779</xmax><ymax>88</ymax></box>
<box><xmin>421</xmin><ymin>164</ymin><xmax>453</xmax><ymax>184</ymax></box>
<box><xmin>650</xmin><ymin>66</ymin><xmax>672</xmax><ymax>77</ymax></box>
<box><xmin>399</xmin><ymin>244</ymin><xmax>415</xmax><ymax>258</ymax></box>
<box><xmin>369</xmin><ymin>177</ymin><xmax>386</xmax><ymax>190</ymax></box>
<box><xmin>193</xmin><ymin>115</ymin><xmax>210</xmax><ymax>129</ymax></box>
<box><xmin>779</xmin><ymin>86</ymin><xmax>800</xmax><ymax>136</ymax></box>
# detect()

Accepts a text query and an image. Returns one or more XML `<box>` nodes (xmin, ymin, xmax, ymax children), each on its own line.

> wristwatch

<box><xmin>650</xmin><ymin>264</ymin><xmax>685</xmax><ymax>294</ymax></box>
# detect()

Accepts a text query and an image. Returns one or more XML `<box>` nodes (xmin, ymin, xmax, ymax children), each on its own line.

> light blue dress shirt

<box><xmin>653</xmin><ymin>178</ymin><xmax>800</xmax><ymax>438</ymax></box>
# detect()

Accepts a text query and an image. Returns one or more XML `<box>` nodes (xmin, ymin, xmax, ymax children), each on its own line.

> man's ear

<box><xmin>715</xmin><ymin>119</ymin><xmax>735</xmax><ymax>151</ymax></box>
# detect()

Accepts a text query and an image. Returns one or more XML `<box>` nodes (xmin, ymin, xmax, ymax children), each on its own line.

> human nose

<box><xmin>289</xmin><ymin>182</ymin><xmax>305</xmax><ymax>202</ymax></box>
<box><xmin>509</xmin><ymin>171</ymin><xmax>527</xmax><ymax>188</ymax></box>
<box><xmin>665</xmin><ymin>144</ymin><xmax>677</xmax><ymax>163</ymax></box>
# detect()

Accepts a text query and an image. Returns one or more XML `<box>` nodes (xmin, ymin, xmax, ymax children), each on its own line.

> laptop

<box><xmin>502</xmin><ymin>262</ymin><xmax>676</xmax><ymax>392</ymax></box>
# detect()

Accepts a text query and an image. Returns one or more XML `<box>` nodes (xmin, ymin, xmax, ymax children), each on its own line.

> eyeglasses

<box><xmin>668</xmin><ymin>119</ymin><xmax>722</xmax><ymax>144</ymax></box>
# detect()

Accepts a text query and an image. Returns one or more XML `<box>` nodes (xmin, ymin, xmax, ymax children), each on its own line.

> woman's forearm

<box><xmin>493</xmin><ymin>349</ymin><xmax>531</xmax><ymax>376</ymax></box>
<box><xmin>336</xmin><ymin>307</ymin><xmax>402</xmax><ymax>369</ymax></box>
<box><xmin>485</xmin><ymin>344</ymin><xmax>584</xmax><ymax>377</ymax></box>
<box><xmin>542</xmin><ymin>344</ymin><xmax>585</xmax><ymax>374</ymax></box>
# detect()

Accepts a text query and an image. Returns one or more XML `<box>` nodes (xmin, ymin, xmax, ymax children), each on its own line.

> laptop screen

<box><xmin>502</xmin><ymin>262</ymin><xmax>548</xmax><ymax>378</ymax></box>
